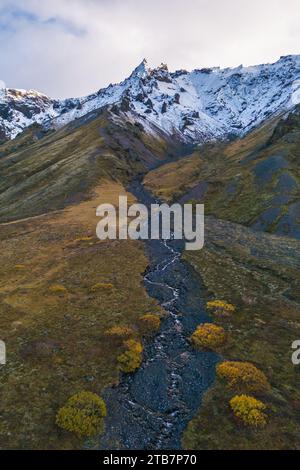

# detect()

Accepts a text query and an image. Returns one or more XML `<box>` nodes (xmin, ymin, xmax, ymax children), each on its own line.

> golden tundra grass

<box><xmin>182</xmin><ymin>222</ymin><xmax>300</xmax><ymax>450</ymax></box>
<box><xmin>0</xmin><ymin>181</ymin><xmax>162</xmax><ymax>449</ymax></box>
<box><xmin>144</xmin><ymin>152</ymin><xmax>202</xmax><ymax>202</ymax></box>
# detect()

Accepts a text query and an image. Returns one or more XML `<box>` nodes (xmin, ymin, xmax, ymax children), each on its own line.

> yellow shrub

<box><xmin>207</xmin><ymin>300</ymin><xmax>235</xmax><ymax>316</ymax></box>
<box><xmin>230</xmin><ymin>394</ymin><xmax>267</xmax><ymax>427</ymax></box>
<box><xmin>75</xmin><ymin>236</ymin><xmax>93</xmax><ymax>242</ymax></box>
<box><xmin>56</xmin><ymin>391</ymin><xmax>107</xmax><ymax>437</ymax></box>
<box><xmin>190</xmin><ymin>323</ymin><xmax>226</xmax><ymax>350</ymax></box>
<box><xmin>66</xmin><ymin>236</ymin><xmax>94</xmax><ymax>248</ymax></box>
<box><xmin>90</xmin><ymin>282</ymin><xmax>113</xmax><ymax>292</ymax></box>
<box><xmin>117</xmin><ymin>350</ymin><xmax>142</xmax><ymax>373</ymax></box>
<box><xmin>117</xmin><ymin>340</ymin><xmax>143</xmax><ymax>373</ymax></box>
<box><xmin>138</xmin><ymin>314</ymin><xmax>161</xmax><ymax>335</ymax></box>
<box><xmin>14</xmin><ymin>264</ymin><xmax>26</xmax><ymax>270</ymax></box>
<box><xmin>217</xmin><ymin>361</ymin><xmax>270</xmax><ymax>394</ymax></box>
<box><xmin>104</xmin><ymin>326</ymin><xmax>134</xmax><ymax>340</ymax></box>
<box><xmin>123</xmin><ymin>339</ymin><xmax>143</xmax><ymax>354</ymax></box>
<box><xmin>49</xmin><ymin>284</ymin><xmax>68</xmax><ymax>294</ymax></box>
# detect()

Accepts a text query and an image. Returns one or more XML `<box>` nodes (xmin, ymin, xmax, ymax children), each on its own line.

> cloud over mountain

<box><xmin>1</xmin><ymin>0</ymin><xmax>300</xmax><ymax>98</ymax></box>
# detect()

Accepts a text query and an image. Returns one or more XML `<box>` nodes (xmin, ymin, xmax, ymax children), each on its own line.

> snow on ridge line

<box><xmin>1</xmin><ymin>54</ymin><xmax>300</xmax><ymax>143</ymax></box>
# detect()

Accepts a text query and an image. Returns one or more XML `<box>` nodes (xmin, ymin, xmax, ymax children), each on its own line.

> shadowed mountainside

<box><xmin>0</xmin><ymin>108</ymin><xmax>180</xmax><ymax>223</ymax></box>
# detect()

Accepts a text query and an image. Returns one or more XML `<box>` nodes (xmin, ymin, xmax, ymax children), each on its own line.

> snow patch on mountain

<box><xmin>1</xmin><ymin>55</ymin><xmax>300</xmax><ymax>143</ymax></box>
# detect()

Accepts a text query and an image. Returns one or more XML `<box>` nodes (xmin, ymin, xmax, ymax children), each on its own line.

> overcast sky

<box><xmin>0</xmin><ymin>0</ymin><xmax>299</xmax><ymax>98</ymax></box>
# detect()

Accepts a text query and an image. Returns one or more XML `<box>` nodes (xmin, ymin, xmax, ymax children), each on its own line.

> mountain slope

<box><xmin>1</xmin><ymin>55</ymin><xmax>300</xmax><ymax>451</ymax></box>
<box><xmin>0</xmin><ymin>107</ymin><xmax>180</xmax><ymax>223</ymax></box>
<box><xmin>182</xmin><ymin>214</ymin><xmax>300</xmax><ymax>450</ymax></box>
<box><xmin>1</xmin><ymin>55</ymin><xmax>300</xmax><ymax>144</ymax></box>
<box><xmin>144</xmin><ymin>105</ymin><xmax>300</xmax><ymax>239</ymax></box>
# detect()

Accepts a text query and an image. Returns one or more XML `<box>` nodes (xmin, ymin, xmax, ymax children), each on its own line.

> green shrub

<box><xmin>117</xmin><ymin>339</ymin><xmax>143</xmax><ymax>373</ymax></box>
<box><xmin>104</xmin><ymin>326</ymin><xmax>134</xmax><ymax>340</ymax></box>
<box><xmin>56</xmin><ymin>391</ymin><xmax>107</xmax><ymax>437</ymax></box>
<box><xmin>138</xmin><ymin>314</ymin><xmax>161</xmax><ymax>335</ymax></box>
<box><xmin>207</xmin><ymin>299</ymin><xmax>236</xmax><ymax>316</ymax></box>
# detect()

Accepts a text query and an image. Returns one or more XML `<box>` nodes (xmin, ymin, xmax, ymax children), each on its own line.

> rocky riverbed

<box><xmin>94</xmin><ymin>179</ymin><xmax>218</xmax><ymax>450</ymax></box>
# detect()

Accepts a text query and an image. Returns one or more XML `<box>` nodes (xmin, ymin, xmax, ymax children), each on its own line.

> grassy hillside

<box><xmin>0</xmin><ymin>181</ymin><xmax>163</xmax><ymax>449</ymax></box>
<box><xmin>182</xmin><ymin>217</ymin><xmax>300</xmax><ymax>449</ymax></box>
<box><xmin>0</xmin><ymin>109</ymin><xmax>172</xmax><ymax>223</ymax></box>
<box><xmin>0</xmin><ymin>111</ymin><xmax>173</xmax><ymax>449</ymax></box>
<box><xmin>1</xmin><ymin>104</ymin><xmax>300</xmax><ymax>450</ymax></box>
<box><xmin>144</xmin><ymin>109</ymin><xmax>300</xmax><ymax>449</ymax></box>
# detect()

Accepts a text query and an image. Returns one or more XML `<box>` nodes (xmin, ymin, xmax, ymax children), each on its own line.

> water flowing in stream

<box><xmin>95</xmin><ymin>179</ymin><xmax>218</xmax><ymax>450</ymax></box>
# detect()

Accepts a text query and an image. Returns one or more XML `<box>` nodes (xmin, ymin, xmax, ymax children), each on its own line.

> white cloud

<box><xmin>0</xmin><ymin>0</ymin><xmax>300</xmax><ymax>98</ymax></box>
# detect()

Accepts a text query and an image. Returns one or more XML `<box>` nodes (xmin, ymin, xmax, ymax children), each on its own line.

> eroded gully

<box><xmin>94</xmin><ymin>179</ymin><xmax>218</xmax><ymax>450</ymax></box>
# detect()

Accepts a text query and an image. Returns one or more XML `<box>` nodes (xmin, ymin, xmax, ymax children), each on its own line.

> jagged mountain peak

<box><xmin>129</xmin><ymin>58</ymin><xmax>150</xmax><ymax>79</ymax></box>
<box><xmin>1</xmin><ymin>55</ymin><xmax>300</xmax><ymax>144</ymax></box>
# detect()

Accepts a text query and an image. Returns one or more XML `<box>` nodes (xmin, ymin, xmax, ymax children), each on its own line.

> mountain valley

<box><xmin>1</xmin><ymin>56</ymin><xmax>300</xmax><ymax>450</ymax></box>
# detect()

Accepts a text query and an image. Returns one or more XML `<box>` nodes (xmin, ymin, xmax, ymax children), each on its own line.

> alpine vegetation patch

<box><xmin>96</xmin><ymin>196</ymin><xmax>204</xmax><ymax>250</ymax></box>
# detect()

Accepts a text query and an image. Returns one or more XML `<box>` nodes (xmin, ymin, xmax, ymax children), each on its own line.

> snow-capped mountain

<box><xmin>1</xmin><ymin>55</ymin><xmax>300</xmax><ymax>143</ymax></box>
